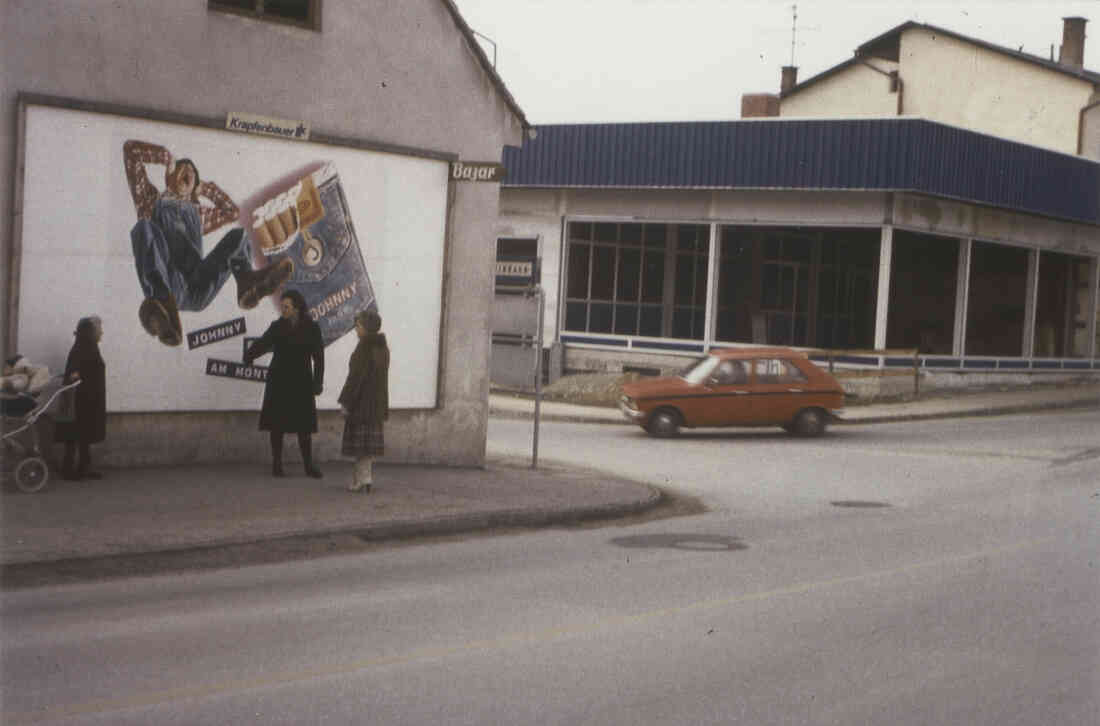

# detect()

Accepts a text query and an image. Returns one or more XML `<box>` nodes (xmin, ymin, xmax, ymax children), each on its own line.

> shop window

<box><xmin>671</xmin><ymin>225</ymin><xmax>709</xmax><ymax>339</ymax></box>
<box><xmin>756</xmin><ymin>230</ymin><xmax>814</xmax><ymax>346</ymax></box>
<box><xmin>965</xmin><ymin>241</ymin><xmax>1028</xmax><ymax>357</ymax></box>
<box><xmin>815</xmin><ymin>230</ymin><xmax>878</xmax><ymax>350</ymax></box>
<box><xmin>562</xmin><ymin>221</ymin><xmax>668</xmax><ymax>337</ymax></box>
<box><xmin>716</xmin><ymin>231</ymin><xmax>755</xmax><ymax>342</ymax></box>
<box><xmin>1035</xmin><ymin>251</ymin><xmax>1089</xmax><ymax>358</ymax></box>
<box><xmin>209</xmin><ymin>0</ymin><xmax>321</xmax><ymax>30</ymax></box>
<box><xmin>887</xmin><ymin>230</ymin><xmax>959</xmax><ymax>354</ymax></box>
<box><xmin>717</xmin><ymin>226</ymin><xmax>878</xmax><ymax>349</ymax></box>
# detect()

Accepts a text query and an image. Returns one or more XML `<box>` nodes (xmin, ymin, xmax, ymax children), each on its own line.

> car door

<box><xmin>749</xmin><ymin>357</ymin><xmax>809</xmax><ymax>425</ymax></box>
<box><xmin>693</xmin><ymin>358</ymin><xmax>754</xmax><ymax>426</ymax></box>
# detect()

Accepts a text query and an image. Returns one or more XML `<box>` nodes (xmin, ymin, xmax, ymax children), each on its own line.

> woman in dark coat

<box><xmin>244</xmin><ymin>289</ymin><xmax>324</xmax><ymax>478</ymax></box>
<box><xmin>57</xmin><ymin>316</ymin><xmax>107</xmax><ymax>480</ymax></box>
<box><xmin>338</xmin><ymin>310</ymin><xmax>389</xmax><ymax>492</ymax></box>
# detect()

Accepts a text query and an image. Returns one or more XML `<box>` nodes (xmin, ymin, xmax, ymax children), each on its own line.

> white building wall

<box><xmin>892</xmin><ymin>194</ymin><xmax>1100</xmax><ymax>254</ymax></box>
<box><xmin>780</xmin><ymin>62</ymin><xmax>900</xmax><ymax>118</ymax></box>
<box><xmin>2</xmin><ymin>0</ymin><xmax>525</xmax><ymax>467</ymax></box>
<box><xmin>897</xmin><ymin>29</ymin><xmax>1093</xmax><ymax>155</ymax></box>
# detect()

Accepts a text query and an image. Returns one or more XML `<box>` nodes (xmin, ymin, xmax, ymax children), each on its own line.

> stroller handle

<box><xmin>21</xmin><ymin>377</ymin><xmax>81</xmax><ymax>427</ymax></box>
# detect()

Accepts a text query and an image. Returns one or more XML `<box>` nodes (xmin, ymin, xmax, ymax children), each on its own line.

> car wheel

<box><xmin>647</xmin><ymin>408</ymin><xmax>681</xmax><ymax>438</ymax></box>
<box><xmin>792</xmin><ymin>408</ymin><xmax>827</xmax><ymax>437</ymax></box>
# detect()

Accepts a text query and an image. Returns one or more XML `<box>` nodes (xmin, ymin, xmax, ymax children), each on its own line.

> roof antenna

<box><xmin>790</xmin><ymin>4</ymin><xmax>798</xmax><ymax>66</ymax></box>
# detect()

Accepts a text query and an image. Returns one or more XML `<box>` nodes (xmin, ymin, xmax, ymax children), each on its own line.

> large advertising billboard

<box><xmin>17</xmin><ymin>104</ymin><xmax>448</xmax><ymax>411</ymax></box>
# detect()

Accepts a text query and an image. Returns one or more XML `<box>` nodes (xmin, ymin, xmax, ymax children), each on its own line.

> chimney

<box><xmin>741</xmin><ymin>93</ymin><xmax>780</xmax><ymax>118</ymax></box>
<box><xmin>1059</xmin><ymin>16</ymin><xmax>1087</xmax><ymax>70</ymax></box>
<box><xmin>781</xmin><ymin>65</ymin><xmax>799</xmax><ymax>93</ymax></box>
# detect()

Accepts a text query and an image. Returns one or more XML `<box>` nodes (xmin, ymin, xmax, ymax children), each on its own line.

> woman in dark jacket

<box><xmin>338</xmin><ymin>310</ymin><xmax>389</xmax><ymax>492</ymax></box>
<box><xmin>57</xmin><ymin>316</ymin><xmax>107</xmax><ymax>480</ymax></box>
<box><xmin>244</xmin><ymin>289</ymin><xmax>324</xmax><ymax>478</ymax></box>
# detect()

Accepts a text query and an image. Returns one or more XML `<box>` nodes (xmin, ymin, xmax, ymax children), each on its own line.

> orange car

<box><xmin>619</xmin><ymin>347</ymin><xmax>845</xmax><ymax>437</ymax></box>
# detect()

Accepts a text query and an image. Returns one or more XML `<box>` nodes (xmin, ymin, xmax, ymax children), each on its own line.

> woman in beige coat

<box><xmin>338</xmin><ymin>310</ymin><xmax>389</xmax><ymax>492</ymax></box>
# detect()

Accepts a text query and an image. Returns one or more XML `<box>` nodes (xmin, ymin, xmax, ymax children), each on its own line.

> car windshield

<box><xmin>679</xmin><ymin>355</ymin><xmax>720</xmax><ymax>385</ymax></box>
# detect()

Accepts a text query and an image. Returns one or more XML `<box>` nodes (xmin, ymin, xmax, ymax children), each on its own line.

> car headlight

<box><xmin>620</xmin><ymin>395</ymin><xmax>638</xmax><ymax>411</ymax></box>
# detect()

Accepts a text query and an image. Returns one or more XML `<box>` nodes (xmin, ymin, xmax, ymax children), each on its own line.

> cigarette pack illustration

<box><xmin>250</xmin><ymin>164</ymin><xmax>377</xmax><ymax>346</ymax></box>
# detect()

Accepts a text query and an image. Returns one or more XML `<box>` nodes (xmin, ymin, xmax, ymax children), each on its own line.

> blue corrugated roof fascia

<box><xmin>500</xmin><ymin>118</ymin><xmax>1100</xmax><ymax>226</ymax></box>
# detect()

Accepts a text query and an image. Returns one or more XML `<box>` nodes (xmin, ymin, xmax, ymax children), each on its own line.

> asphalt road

<box><xmin>1</xmin><ymin>412</ymin><xmax>1097</xmax><ymax>725</ymax></box>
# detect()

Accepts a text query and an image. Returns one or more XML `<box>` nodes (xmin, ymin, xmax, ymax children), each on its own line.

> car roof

<box><xmin>709</xmin><ymin>347</ymin><xmax>808</xmax><ymax>360</ymax></box>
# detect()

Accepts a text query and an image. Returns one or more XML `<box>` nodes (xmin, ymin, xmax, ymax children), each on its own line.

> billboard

<box><xmin>17</xmin><ymin>104</ymin><xmax>448</xmax><ymax>411</ymax></box>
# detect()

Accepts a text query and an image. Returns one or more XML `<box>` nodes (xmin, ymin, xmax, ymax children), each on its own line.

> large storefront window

<box><xmin>564</xmin><ymin>222</ymin><xmax>669</xmax><ymax>337</ymax></box>
<box><xmin>717</xmin><ymin>226</ymin><xmax>877</xmax><ymax>348</ymax></box>
<box><xmin>672</xmin><ymin>225</ymin><xmax>709</xmax><ymax>339</ymax></box>
<box><xmin>1035</xmin><ymin>251</ymin><xmax>1090</xmax><ymax>358</ymax></box>
<box><xmin>887</xmin><ymin>231</ymin><xmax>959</xmax><ymax>354</ymax></box>
<box><xmin>966</xmin><ymin>241</ymin><xmax>1029</xmax><ymax>357</ymax></box>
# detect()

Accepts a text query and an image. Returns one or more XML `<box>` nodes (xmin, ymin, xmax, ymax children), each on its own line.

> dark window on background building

<box><xmin>717</xmin><ymin>226</ymin><xmax>878</xmax><ymax>349</ymax></box>
<box><xmin>209</xmin><ymin>0</ymin><xmax>321</xmax><ymax>30</ymax></box>
<box><xmin>1034</xmin><ymin>250</ymin><xmax>1090</xmax><ymax>358</ymax></box>
<box><xmin>563</xmin><ymin>221</ymin><xmax>668</xmax><ymax>338</ymax></box>
<box><xmin>887</xmin><ymin>230</ymin><xmax>959</xmax><ymax>355</ymax></box>
<box><xmin>965</xmin><ymin>241</ymin><xmax>1029</xmax><ymax>357</ymax></box>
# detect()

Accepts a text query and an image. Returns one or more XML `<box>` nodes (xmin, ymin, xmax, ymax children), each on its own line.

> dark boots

<box><xmin>270</xmin><ymin>432</ymin><xmax>285</xmax><ymax>477</ymax></box>
<box><xmin>270</xmin><ymin>432</ymin><xmax>320</xmax><ymax>478</ymax></box>
<box><xmin>299</xmin><ymin>432</ymin><xmax>322</xmax><ymax>479</ymax></box>
<box><xmin>236</xmin><ymin>258</ymin><xmax>294</xmax><ymax>309</ymax></box>
<box><xmin>62</xmin><ymin>442</ymin><xmax>101</xmax><ymax>480</ymax></box>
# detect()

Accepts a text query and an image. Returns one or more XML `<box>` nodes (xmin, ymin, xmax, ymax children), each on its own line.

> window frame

<box><xmin>563</xmin><ymin>221</ymin><xmax>666</xmax><ymax>337</ymax></box>
<box><xmin>209</xmin><ymin>0</ymin><xmax>322</xmax><ymax>31</ymax></box>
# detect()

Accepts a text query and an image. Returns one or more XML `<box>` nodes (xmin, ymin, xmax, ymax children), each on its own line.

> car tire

<box><xmin>647</xmin><ymin>408</ymin><xmax>681</xmax><ymax>438</ymax></box>
<box><xmin>792</xmin><ymin>408</ymin><xmax>827</xmax><ymax>437</ymax></box>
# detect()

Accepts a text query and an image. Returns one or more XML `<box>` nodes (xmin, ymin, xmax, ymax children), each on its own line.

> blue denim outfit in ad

<box><xmin>131</xmin><ymin>197</ymin><xmax>251</xmax><ymax>311</ymax></box>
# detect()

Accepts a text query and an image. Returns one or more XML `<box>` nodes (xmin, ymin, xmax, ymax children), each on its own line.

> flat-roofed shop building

<box><xmin>493</xmin><ymin>18</ymin><xmax>1100</xmax><ymax>390</ymax></box>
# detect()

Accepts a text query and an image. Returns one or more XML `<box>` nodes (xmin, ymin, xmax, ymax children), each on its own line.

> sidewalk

<box><xmin>0</xmin><ymin>460</ymin><xmax>660</xmax><ymax>568</ymax></box>
<box><xmin>3</xmin><ymin>384</ymin><xmax>1097</xmax><ymax>571</ymax></box>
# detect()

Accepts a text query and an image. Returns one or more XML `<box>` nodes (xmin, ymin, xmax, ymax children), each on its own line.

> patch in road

<box><xmin>830</xmin><ymin>500</ymin><xmax>892</xmax><ymax>508</ymax></box>
<box><xmin>610</xmin><ymin>533</ymin><xmax>747</xmax><ymax>551</ymax></box>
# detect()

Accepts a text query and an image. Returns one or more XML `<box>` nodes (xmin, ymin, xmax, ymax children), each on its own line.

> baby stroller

<box><xmin>1</xmin><ymin>377</ymin><xmax>80</xmax><ymax>492</ymax></box>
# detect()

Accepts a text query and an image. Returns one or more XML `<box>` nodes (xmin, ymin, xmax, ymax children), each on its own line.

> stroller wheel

<box><xmin>15</xmin><ymin>457</ymin><xmax>49</xmax><ymax>493</ymax></box>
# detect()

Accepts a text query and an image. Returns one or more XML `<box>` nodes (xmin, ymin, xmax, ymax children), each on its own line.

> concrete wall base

<box><xmin>42</xmin><ymin>409</ymin><xmax>485</xmax><ymax>469</ymax></box>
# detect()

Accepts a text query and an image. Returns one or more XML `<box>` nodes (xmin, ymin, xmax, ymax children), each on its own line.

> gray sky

<box><xmin>452</xmin><ymin>0</ymin><xmax>1100</xmax><ymax>124</ymax></box>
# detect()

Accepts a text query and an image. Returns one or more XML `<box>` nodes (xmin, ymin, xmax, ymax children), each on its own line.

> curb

<box><xmin>0</xmin><ymin>485</ymin><xmax>664</xmax><ymax>570</ymax></box>
<box><xmin>832</xmin><ymin>397</ymin><xmax>1100</xmax><ymax>425</ymax></box>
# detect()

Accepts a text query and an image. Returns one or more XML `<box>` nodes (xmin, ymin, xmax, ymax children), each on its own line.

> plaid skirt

<box><xmin>341</xmin><ymin>419</ymin><xmax>384</xmax><ymax>458</ymax></box>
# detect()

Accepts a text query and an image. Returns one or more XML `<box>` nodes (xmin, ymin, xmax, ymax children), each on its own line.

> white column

<box><xmin>703</xmin><ymin>223</ymin><xmax>719</xmax><ymax>351</ymax></box>
<box><xmin>873</xmin><ymin>226</ymin><xmax>893</xmax><ymax>351</ymax></box>
<box><xmin>1023</xmin><ymin>249</ymin><xmax>1039</xmax><ymax>358</ymax></box>
<box><xmin>953</xmin><ymin>239</ymin><xmax>971</xmax><ymax>356</ymax></box>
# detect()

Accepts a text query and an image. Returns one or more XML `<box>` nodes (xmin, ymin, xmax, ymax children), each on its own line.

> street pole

<box><xmin>531</xmin><ymin>284</ymin><xmax>544</xmax><ymax>469</ymax></box>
